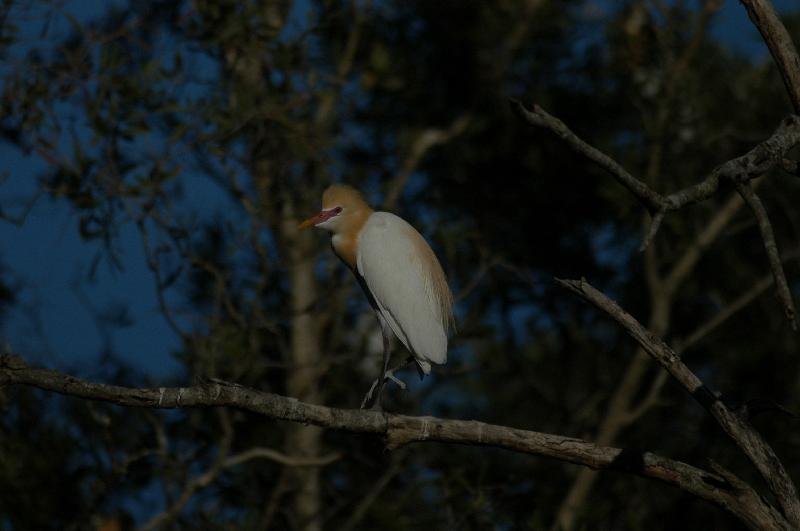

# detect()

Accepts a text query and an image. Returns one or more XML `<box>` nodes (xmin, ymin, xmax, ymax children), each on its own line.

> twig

<box><xmin>223</xmin><ymin>447</ymin><xmax>341</xmax><ymax>468</ymax></box>
<box><xmin>557</xmin><ymin>278</ymin><xmax>800</xmax><ymax>528</ymax></box>
<box><xmin>734</xmin><ymin>181</ymin><xmax>797</xmax><ymax>329</ymax></box>
<box><xmin>455</xmin><ymin>256</ymin><xmax>499</xmax><ymax>302</ymax></box>
<box><xmin>140</xmin><ymin>409</ymin><xmax>234</xmax><ymax>530</ymax></box>
<box><xmin>679</xmin><ymin>275</ymin><xmax>775</xmax><ymax>352</ymax></box>
<box><xmin>383</xmin><ymin>115</ymin><xmax>471</xmax><ymax>211</ymax></box>
<box><xmin>510</xmin><ymin>100</ymin><xmax>665</xmax><ymax>213</ymax></box>
<box><xmin>261</xmin><ymin>468</ymin><xmax>290</xmax><ymax>529</ymax></box>
<box><xmin>663</xmin><ymin>191</ymin><xmax>748</xmax><ymax>294</ymax></box>
<box><xmin>640</xmin><ymin>210</ymin><xmax>666</xmax><ymax>251</ymax></box>
<box><xmin>340</xmin><ymin>451</ymin><xmax>407</xmax><ymax>531</ymax></box>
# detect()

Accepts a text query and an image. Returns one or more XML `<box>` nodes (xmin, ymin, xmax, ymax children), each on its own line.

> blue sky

<box><xmin>0</xmin><ymin>0</ymin><xmax>797</xmax><ymax>380</ymax></box>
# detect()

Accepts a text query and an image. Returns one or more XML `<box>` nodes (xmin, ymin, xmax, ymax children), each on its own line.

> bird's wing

<box><xmin>357</xmin><ymin>212</ymin><xmax>452</xmax><ymax>371</ymax></box>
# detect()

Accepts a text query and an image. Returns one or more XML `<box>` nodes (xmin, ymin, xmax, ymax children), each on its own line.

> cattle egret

<box><xmin>299</xmin><ymin>184</ymin><xmax>454</xmax><ymax>408</ymax></box>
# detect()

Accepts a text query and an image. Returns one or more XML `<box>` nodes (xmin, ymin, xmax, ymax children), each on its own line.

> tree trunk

<box><xmin>284</xmin><ymin>220</ymin><xmax>323</xmax><ymax>531</ymax></box>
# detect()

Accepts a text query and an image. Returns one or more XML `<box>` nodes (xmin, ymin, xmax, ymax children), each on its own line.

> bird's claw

<box><xmin>360</xmin><ymin>379</ymin><xmax>379</xmax><ymax>409</ymax></box>
<box><xmin>200</xmin><ymin>377</ymin><xmax>244</xmax><ymax>388</ymax></box>
<box><xmin>359</xmin><ymin>368</ymin><xmax>408</xmax><ymax>409</ymax></box>
<box><xmin>386</xmin><ymin>370</ymin><xmax>407</xmax><ymax>390</ymax></box>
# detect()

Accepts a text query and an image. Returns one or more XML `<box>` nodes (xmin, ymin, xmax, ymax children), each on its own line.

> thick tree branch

<box><xmin>665</xmin><ymin>115</ymin><xmax>800</xmax><ymax>207</ymax></box>
<box><xmin>740</xmin><ymin>0</ymin><xmax>800</xmax><ymax>113</ymax></box>
<box><xmin>0</xmin><ymin>353</ymin><xmax>788</xmax><ymax>530</ymax></box>
<box><xmin>557</xmin><ymin>279</ymin><xmax>800</xmax><ymax>528</ymax></box>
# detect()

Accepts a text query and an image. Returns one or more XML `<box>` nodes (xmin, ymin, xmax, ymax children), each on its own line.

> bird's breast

<box><xmin>331</xmin><ymin>233</ymin><xmax>358</xmax><ymax>270</ymax></box>
<box><xmin>330</xmin><ymin>209</ymin><xmax>372</xmax><ymax>271</ymax></box>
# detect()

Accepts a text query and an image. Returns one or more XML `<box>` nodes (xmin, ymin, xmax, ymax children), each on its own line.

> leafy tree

<box><xmin>1</xmin><ymin>0</ymin><xmax>799</xmax><ymax>529</ymax></box>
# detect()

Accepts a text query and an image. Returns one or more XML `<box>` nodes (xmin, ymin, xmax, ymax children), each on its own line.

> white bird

<box><xmin>299</xmin><ymin>184</ymin><xmax>454</xmax><ymax>408</ymax></box>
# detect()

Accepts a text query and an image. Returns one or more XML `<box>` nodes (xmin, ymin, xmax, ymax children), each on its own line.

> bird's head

<box><xmin>299</xmin><ymin>184</ymin><xmax>372</xmax><ymax>234</ymax></box>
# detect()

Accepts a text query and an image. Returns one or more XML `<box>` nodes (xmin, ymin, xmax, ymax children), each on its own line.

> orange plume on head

<box><xmin>322</xmin><ymin>184</ymin><xmax>371</xmax><ymax>211</ymax></box>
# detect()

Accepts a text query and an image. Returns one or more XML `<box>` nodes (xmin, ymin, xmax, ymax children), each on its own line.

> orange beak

<box><xmin>298</xmin><ymin>209</ymin><xmax>337</xmax><ymax>230</ymax></box>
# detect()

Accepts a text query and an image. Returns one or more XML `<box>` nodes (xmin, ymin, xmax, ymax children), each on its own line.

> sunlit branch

<box><xmin>0</xmin><ymin>353</ymin><xmax>787</xmax><ymax>530</ymax></box>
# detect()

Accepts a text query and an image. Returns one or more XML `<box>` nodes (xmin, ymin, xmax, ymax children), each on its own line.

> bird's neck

<box><xmin>331</xmin><ymin>208</ymin><xmax>372</xmax><ymax>270</ymax></box>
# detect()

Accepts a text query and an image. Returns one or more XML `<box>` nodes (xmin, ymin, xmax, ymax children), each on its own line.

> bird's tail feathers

<box><xmin>415</xmin><ymin>359</ymin><xmax>431</xmax><ymax>379</ymax></box>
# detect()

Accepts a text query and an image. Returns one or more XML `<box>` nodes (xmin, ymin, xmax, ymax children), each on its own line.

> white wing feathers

<box><xmin>357</xmin><ymin>212</ymin><xmax>452</xmax><ymax>374</ymax></box>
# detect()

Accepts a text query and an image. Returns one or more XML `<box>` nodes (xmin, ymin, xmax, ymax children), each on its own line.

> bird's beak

<box><xmin>298</xmin><ymin>209</ymin><xmax>336</xmax><ymax>230</ymax></box>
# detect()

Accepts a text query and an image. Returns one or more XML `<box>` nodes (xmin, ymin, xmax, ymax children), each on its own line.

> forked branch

<box><xmin>511</xmin><ymin>100</ymin><xmax>800</xmax><ymax>326</ymax></box>
<box><xmin>557</xmin><ymin>278</ymin><xmax>800</xmax><ymax>528</ymax></box>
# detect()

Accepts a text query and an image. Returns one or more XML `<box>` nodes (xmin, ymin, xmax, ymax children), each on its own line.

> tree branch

<box><xmin>513</xmin><ymin>99</ymin><xmax>800</xmax><ymax>326</ymax></box>
<box><xmin>664</xmin><ymin>115</ymin><xmax>800</xmax><ymax>207</ymax></box>
<box><xmin>740</xmin><ymin>0</ymin><xmax>800</xmax><ymax>113</ymax></box>
<box><xmin>510</xmin><ymin>99</ymin><xmax>665</xmax><ymax>213</ymax></box>
<box><xmin>383</xmin><ymin>114</ymin><xmax>471</xmax><ymax>211</ymax></box>
<box><xmin>512</xmin><ymin>99</ymin><xmax>800</xmax><ymax>218</ymax></box>
<box><xmin>679</xmin><ymin>274</ymin><xmax>776</xmax><ymax>353</ymax></box>
<box><xmin>223</xmin><ymin>447</ymin><xmax>342</xmax><ymax>468</ymax></box>
<box><xmin>141</xmin><ymin>409</ymin><xmax>235</xmax><ymax>530</ymax></box>
<box><xmin>0</xmin><ymin>353</ymin><xmax>788</xmax><ymax>530</ymax></box>
<box><xmin>734</xmin><ymin>181</ymin><xmax>797</xmax><ymax>329</ymax></box>
<box><xmin>556</xmin><ymin>278</ymin><xmax>800</xmax><ymax>528</ymax></box>
<box><xmin>663</xmin><ymin>191</ymin><xmax>748</xmax><ymax>294</ymax></box>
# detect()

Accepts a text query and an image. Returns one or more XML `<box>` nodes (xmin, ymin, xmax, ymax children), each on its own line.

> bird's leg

<box><xmin>360</xmin><ymin>355</ymin><xmax>417</xmax><ymax>409</ymax></box>
<box><xmin>360</xmin><ymin>319</ymin><xmax>393</xmax><ymax>410</ymax></box>
<box><xmin>382</xmin><ymin>356</ymin><xmax>415</xmax><ymax>389</ymax></box>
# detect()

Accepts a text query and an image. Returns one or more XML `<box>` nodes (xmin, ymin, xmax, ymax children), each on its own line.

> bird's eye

<box><xmin>333</xmin><ymin>207</ymin><xmax>343</xmax><ymax>214</ymax></box>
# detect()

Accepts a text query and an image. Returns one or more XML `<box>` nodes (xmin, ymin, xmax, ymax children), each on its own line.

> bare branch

<box><xmin>680</xmin><ymin>276</ymin><xmax>774</xmax><ymax>352</ymax></box>
<box><xmin>676</xmin><ymin>246</ymin><xmax>799</xmax><ymax>353</ymax></box>
<box><xmin>514</xmin><ymin>98</ymin><xmax>799</xmax><ymax>325</ymax></box>
<box><xmin>557</xmin><ymin>278</ymin><xmax>800</xmax><ymax>527</ymax></box>
<box><xmin>140</xmin><ymin>409</ymin><xmax>234</xmax><ymax>530</ymax></box>
<box><xmin>223</xmin><ymin>447</ymin><xmax>341</xmax><ymax>468</ymax></box>
<box><xmin>509</xmin><ymin>99</ymin><xmax>665</xmax><ymax>213</ymax></box>
<box><xmin>511</xmin><ymin>101</ymin><xmax>800</xmax><ymax>251</ymax></box>
<box><xmin>340</xmin><ymin>451</ymin><xmax>407</xmax><ymax>531</ymax></box>
<box><xmin>740</xmin><ymin>0</ymin><xmax>800</xmax><ymax>113</ymax></box>
<box><xmin>664</xmin><ymin>115</ymin><xmax>800</xmax><ymax>207</ymax></box>
<box><xmin>0</xmin><ymin>353</ymin><xmax>788</xmax><ymax>530</ymax></box>
<box><xmin>625</xmin><ymin>269</ymin><xmax>779</xmax><ymax>423</ymax></box>
<box><xmin>734</xmin><ymin>181</ymin><xmax>797</xmax><ymax>329</ymax></box>
<box><xmin>383</xmin><ymin>115</ymin><xmax>471</xmax><ymax>211</ymax></box>
<box><xmin>639</xmin><ymin>209</ymin><xmax>666</xmax><ymax>251</ymax></box>
<box><xmin>664</xmin><ymin>191</ymin><xmax>748</xmax><ymax>293</ymax></box>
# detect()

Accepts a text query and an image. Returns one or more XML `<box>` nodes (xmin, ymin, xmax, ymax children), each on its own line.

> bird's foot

<box><xmin>359</xmin><ymin>368</ymin><xmax>408</xmax><ymax>409</ymax></box>
<box><xmin>360</xmin><ymin>378</ymin><xmax>380</xmax><ymax>409</ymax></box>
<box><xmin>203</xmin><ymin>377</ymin><xmax>245</xmax><ymax>388</ymax></box>
<box><xmin>385</xmin><ymin>368</ymin><xmax>407</xmax><ymax>390</ymax></box>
